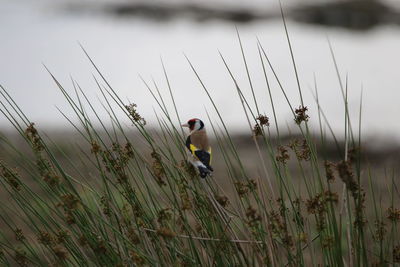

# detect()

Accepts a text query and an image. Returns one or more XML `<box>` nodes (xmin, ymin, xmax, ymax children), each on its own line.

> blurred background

<box><xmin>1</xmin><ymin>0</ymin><xmax>400</xmax><ymax>142</ymax></box>
<box><xmin>1</xmin><ymin>1</ymin><xmax>400</xmax><ymax>261</ymax></box>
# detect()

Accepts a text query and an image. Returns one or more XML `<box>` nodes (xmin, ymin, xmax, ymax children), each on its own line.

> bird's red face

<box><xmin>182</xmin><ymin>118</ymin><xmax>204</xmax><ymax>131</ymax></box>
<box><xmin>187</xmin><ymin>118</ymin><xmax>197</xmax><ymax>131</ymax></box>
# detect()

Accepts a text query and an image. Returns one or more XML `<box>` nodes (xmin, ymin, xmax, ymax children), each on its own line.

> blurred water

<box><xmin>1</xmin><ymin>0</ymin><xmax>400</xmax><ymax>141</ymax></box>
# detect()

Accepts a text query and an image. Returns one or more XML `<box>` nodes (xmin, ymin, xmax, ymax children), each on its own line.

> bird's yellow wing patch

<box><xmin>186</xmin><ymin>136</ymin><xmax>212</xmax><ymax>166</ymax></box>
<box><xmin>189</xmin><ymin>144</ymin><xmax>198</xmax><ymax>154</ymax></box>
<box><xmin>189</xmin><ymin>144</ymin><xmax>203</xmax><ymax>162</ymax></box>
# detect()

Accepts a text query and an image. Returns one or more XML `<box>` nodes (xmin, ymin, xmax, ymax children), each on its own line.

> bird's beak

<box><xmin>181</xmin><ymin>123</ymin><xmax>189</xmax><ymax>128</ymax></box>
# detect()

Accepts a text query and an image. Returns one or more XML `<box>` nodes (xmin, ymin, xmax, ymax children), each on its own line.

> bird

<box><xmin>181</xmin><ymin>118</ymin><xmax>213</xmax><ymax>178</ymax></box>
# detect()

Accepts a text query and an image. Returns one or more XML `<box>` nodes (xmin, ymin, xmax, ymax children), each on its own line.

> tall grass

<box><xmin>0</xmin><ymin>27</ymin><xmax>399</xmax><ymax>267</ymax></box>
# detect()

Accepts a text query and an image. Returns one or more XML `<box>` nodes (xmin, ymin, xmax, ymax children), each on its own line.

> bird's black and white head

<box><xmin>182</xmin><ymin>118</ymin><xmax>205</xmax><ymax>132</ymax></box>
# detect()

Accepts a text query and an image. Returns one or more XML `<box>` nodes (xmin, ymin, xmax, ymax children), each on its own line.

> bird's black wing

<box><xmin>194</xmin><ymin>150</ymin><xmax>212</xmax><ymax>171</ymax></box>
<box><xmin>185</xmin><ymin>136</ymin><xmax>192</xmax><ymax>151</ymax></box>
<box><xmin>185</xmin><ymin>136</ymin><xmax>213</xmax><ymax>171</ymax></box>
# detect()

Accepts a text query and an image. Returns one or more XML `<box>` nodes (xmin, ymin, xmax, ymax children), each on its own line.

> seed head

<box><xmin>130</xmin><ymin>251</ymin><xmax>145</xmax><ymax>265</ymax></box>
<box><xmin>125</xmin><ymin>103</ymin><xmax>146</xmax><ymax>126</ymax></box>
<box><xmin>15</xmin><ymin>248</ymin><xmax>28</xmax><ymax>267</ymax></box>
<box><xmin>156</xmin><ymin>227</ymin><xmax>176</xmax><ymax>239</ymax></box>
<box><xmin>246</xmin><ymin>206</ymin><xmax>261</xmax><ymax>227</ymax></box>
<box><xmin>253</xmin><ymin>114</ymin><xmax>270</xmax><ymax>136</ymax></box>
<box><xmin>247</xmin><ymin>179</ymin><xmax>257</xmax><ymax>192</ymax></box>
<box><xmin>289</xmin><ymin>139</ymin><xmax>311</xmax><ymax>161</ymax></box>
<box><xmin>90</xmin><ymin>141</ymin><xmax>101</xmax><ymax>154</ymax></box>
<box><xmin>127</xmin><ymin>228</ymin><xmax>140</xmax><ymax>245</ymax></box>
<box><xmin>387</xmin><ymin>207</ymin><xmax>400</xmax><ymax>222</ymax></box>
<box><xmin>157</xmin><ymin>208</ymin><xmax>172</xmax><ymax>226</ymax></box>
<box><xmin>336</xmin><ymin>160</ymin><xmax>359</xmax><ymax>198</ymax></box>
<box><xmin>306</xmin><ymin>193</ymin><xmax>329</xmax><ymax>231</ymax></box>
<box><xmin>373</xmin><ymin>220</ymin><xmax>387</xmax><ymax>242</ymax></box>
<box><xmin>215</xmin><ymin>195</ymin><xmax>229</xmax><ymax>207</ymax></box>
<box><xmin>347</xmin><ymin>146</ymin><xmax>359</xmax><ymax>163</ymax></box>
<box><xmin>256</xmin><ymin>114</ymin><xmax>270</xmax><ymax>126</ymax></box>
<box><xmin>253</xmin><ymin>124</ymin><xmax>263</xmax><ymax>137</ymax></box>
<box><xmin>294</xmin><ymin>106</ymin><xmax>309</xmax><ymax>124</ymax></box>
<box><xmin>37</xmin><ymin>231</ymin><xmax>54</xmax><ymax>246</ymax></box>
<box><xmin>297</xmin><ymin>232</ymin><xmax>308</xmax><ymax>243</ymax></box>
<box><xmin>180</xmin><ymin>191</ymin><xmax>192</xmax><ymax>211</ymax></box>
<box><xmin>0</xmin><ymin>163</ymin><xmax>21</xmax><ymax>191</ymax></box>
<box><xmin>43</xmin><ymin>172</ymin><xmax>61</xmax><ymax>187</ymax></box>
<box><xmin>93</xmin><ymin>238</ymin><xmax>107</xmax><ymax>255</ymax></box>
<box><xmin>100</xmin><ymin>196</ymin><xmax>111</xmax><ymax>217</ymax></box>
<box><xmin>55</xmin><ymin>230</ymin><xmax>69</xmax><ymax>244</ymax></box>
<box><xmin>268</xmin><ymin>210</ymin><xmax>285</xmax><ymax>238</ymax></box>
<box><xmin>65</xmin><ymin>211</ymin><xmax>76</xmax><ymax>225</ymax></box>
<box><xmin>324</xmin><ymin>161</ymin><xmax>336</xmax><ymax>183</ymax></box>
<box><xmin>52</xmin><ymin>245</ymin><xmax>68</xmax><ymax>260</ymax></box>
<box><xmin>276</xmin><ymin>146</ymin><xmax>290</xmax><ymax>164</ymax></box>
<box><xmin>181</xmin><ymin>160</ymin><xmax>197</xmax><ymax>178</ymax></box>
<box><xmin>322</xmin><ymin>236</ymin><xmax>334</xmax><ymax>249</ymax></box>
<box><xmin>324</xmin><ymin>190</ymin><xmax>339</xmax><ymax>204</ymax></box>
<box><xmin>78</xmin><ymin>235</ymin><xmax>88</xmax><ymax>247</ymax></box>
<box><xmin>124</xmin><ymin>142</ymin><xmax>135</xmax><ymax>158</ymax></box>
<box><xmin>59</xmin><ymin>194</ymin><xmax>80</xmax><ymax>211</ymax></box>
<box><xmin>234</xmin><ymin>181</ymin><xmax>249</xmax><ymax>198</ymax></box>
<box><xmin>25</xmin><ymin>123</ymin><xmax>44</xmax><ymax>152</ymax></box>
<box><xmin>151</xmin><ymin>151</ymin><xmax>166</xmax><ymax>186</ymax></box>
<box><xmin>353</xmin><ymin>189</ymin><xmax>367</xmax><ymax>228</ymax></box>
<box><xmin>14</xmin><ymin>228</ymin><xmax>25</xmax><ymax>242</ymax></box>
<box><xmin>306</xmin><ymin>194</ymin><xmax>324</xmax><ymax>215</ymax></box>
<box><xmin>394</xmin><ymin>245</ymin><xmax>400</xmax><ymax>263</ymax></box>
<box><xmin>195</xmin><ymin>223</ymin><xmax>203</xmax><ymax>234</ymax></box>
<box><xmin>282</xmin><ymin>234</ymin><xmax>294</xmax><ymax>249</ymax></box>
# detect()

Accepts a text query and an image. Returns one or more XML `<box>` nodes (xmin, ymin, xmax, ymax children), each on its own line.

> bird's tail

<box><xmin>190</xmin><ymin>160</ymin><xmax>212</xmax><ymax>178</ymax></box>
<box><xmin>198</xmin><ymin>166</ymin><xmax>211</xmax><ymax>178</ymax></box>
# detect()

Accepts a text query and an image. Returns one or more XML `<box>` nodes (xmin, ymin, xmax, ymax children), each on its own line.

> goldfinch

<box><xmin>182</xmin><ymin>118</ymin><xmax>213</xmax><ymax>178</ymax></box>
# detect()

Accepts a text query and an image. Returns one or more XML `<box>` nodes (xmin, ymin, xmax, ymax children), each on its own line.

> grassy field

<box><xmin>0</xmin><ymin>127</ymin><xmax>399</xmax><ymax>266</ymax></box>
<box><xmin>0</xmin><ymin>28</ymin><xmax>399</xmax><ymax>266</ymax></box>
